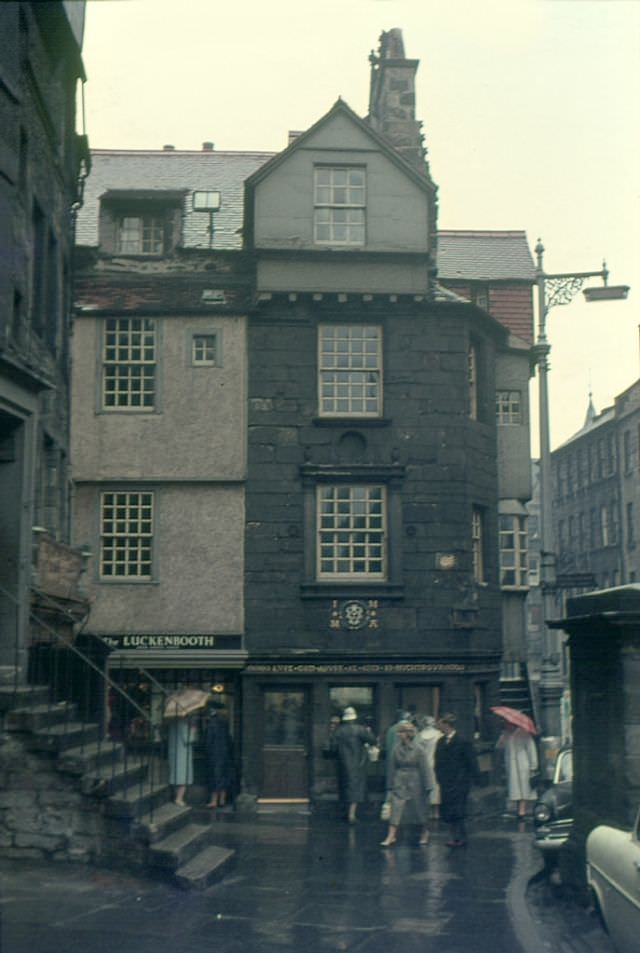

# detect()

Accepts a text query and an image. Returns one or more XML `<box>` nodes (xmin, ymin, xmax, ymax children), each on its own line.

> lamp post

<box><xmin>533</xmin><ymin>239</ymin><xmax>629</xmax><ymax>740</ymax></box>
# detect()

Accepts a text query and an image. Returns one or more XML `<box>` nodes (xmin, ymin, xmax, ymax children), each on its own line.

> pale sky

<box><xmin>81</xmin><ymin>0</ymin><xmax>640</xmax><ymax>452</ymax></box>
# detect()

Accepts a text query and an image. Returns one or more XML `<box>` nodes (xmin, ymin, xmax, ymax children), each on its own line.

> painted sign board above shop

<box><xmin>99</xmin><ymin>634</ymin><xmax>243</xmax><ymax>651</ymax></box>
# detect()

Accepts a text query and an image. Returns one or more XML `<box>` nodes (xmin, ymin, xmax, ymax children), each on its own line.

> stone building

<box><xmin>70</xmin><ymin>29</ymin><xmax>536</xmax><ymax>804</ymax></box>
<box><xmin>551</xmin><ymin>378</ymin><xmax>640</xmax><ymax>600</ymax></box>
<box><xmin>72</xmin><ymin>147</ymin><xmax>272</xmax><ymax>749</ymax></box>
<box><xmin>238</xmin><ymin>33</ymin><xmax>535</xmax><ymax>803</ymax></box>
<box><xmin>0</xmin><ymin>2</ymin><xmax>89</xmax><ymax>680</ymax></box>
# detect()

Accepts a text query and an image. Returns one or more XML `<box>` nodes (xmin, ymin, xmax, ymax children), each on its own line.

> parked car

<box><xmin>533</xmin><ymin>747</ymin><xmax>573</xmax><ymax>872</ymax></box>
<box><xmin>586</xmin><ymin>805</ymin><xmax>640</xmax><ymax>953</ymax></box>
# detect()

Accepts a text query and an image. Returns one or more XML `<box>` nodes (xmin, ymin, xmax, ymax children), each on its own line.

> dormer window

<box><xmin>314</xmin><ymin>166</ymin><xmax>365</xmax><ymax>246</ymax></box>
<box><xmin>117</xmin><ymin>214</ymin><xmax>165</xmax><ymax>255</ymax></box>
<box><xmin>99</xmin><ymin>190</ymin><xmax>185</xmax><ymax>256</ymax></box>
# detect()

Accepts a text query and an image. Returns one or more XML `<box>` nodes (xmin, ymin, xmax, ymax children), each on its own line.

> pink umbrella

<box><xmin>490</xmin><ymin>705</ymin><xmax>537</xmax><ymax>735</ymax></box>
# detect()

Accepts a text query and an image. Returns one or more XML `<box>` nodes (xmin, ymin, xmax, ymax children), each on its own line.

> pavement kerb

<box><xmin>506</xmin><ymin>851</ymin><xmax>548</xmax><ymax>953</ymax></box>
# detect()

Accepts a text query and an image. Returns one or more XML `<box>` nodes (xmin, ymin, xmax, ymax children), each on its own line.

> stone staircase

<box><xmin>0</xmin><ymin>685</ymin><xmax>233</xmax><ymax>889</ymax></box>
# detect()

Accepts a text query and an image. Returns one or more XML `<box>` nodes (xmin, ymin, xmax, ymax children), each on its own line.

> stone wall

<box><xmin>0</xmin><ymin>732</ymin><xmax>104</xmax><ymax>862</ymax></box>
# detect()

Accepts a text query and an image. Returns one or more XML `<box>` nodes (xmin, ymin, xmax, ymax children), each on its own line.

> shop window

<box><xmin>397</xmin><ymin>685</ymin><xmax>441</xmax><ymax>724</ymax></box>
<box><xmin>329</xmin><ymin>686</ymin><xmax>375</xmax><ymax>728</ymax></box>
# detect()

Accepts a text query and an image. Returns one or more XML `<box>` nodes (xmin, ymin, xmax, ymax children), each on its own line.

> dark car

<box><xmin>533</xmin><ymin>747</ymin><xmax>573</xmax><ymax>873</ymax></box>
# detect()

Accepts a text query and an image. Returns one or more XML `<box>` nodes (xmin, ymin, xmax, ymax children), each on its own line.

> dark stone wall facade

<box><xmin>245</xmin><ymin>297</ymin><xmax>503</xmax><ymax>656</ymax></box>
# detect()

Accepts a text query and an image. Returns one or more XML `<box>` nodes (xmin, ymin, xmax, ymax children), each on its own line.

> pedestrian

<box><xmin>384</xmin><ymin>709</ymin><xmax>413</xmax><ymax>794</ymax></box>
<box><xmin>496</xmin><ymin>722</ymin><xmax>538</xmax><ymax>819</ymax></box>
<box><xmin>204</xmin><ymin>698</ymin><xmax>234</xmax><ymax>809</ymax></box>
<box><xmin>167</xmin><ymin>715</ymin><xmax>197</xmax><ymax>807</ymax></box>
<box><xmin>417</xmin><ymin>714</ymin><xmax>442</xmax><ymax>818</ymax></box>
<box><xmin>380</xmin><ymin>720</ymin><xmax>434</xmax><ymax>847</ymax></box>
<box><xmin>434</xmin><ymin>712</ymin><xmax>478</xmax><ymax>847</ymax></box>
<box><xmin>332</xmin><ymin>706</ymin><xmax>377</xmax><ymax>824</ymax></box>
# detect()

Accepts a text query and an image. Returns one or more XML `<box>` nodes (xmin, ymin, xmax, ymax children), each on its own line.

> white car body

<box><xmin>586</xmin><ymin>806</ymin><xmax>640</xmax><ymax>953</ymax></box>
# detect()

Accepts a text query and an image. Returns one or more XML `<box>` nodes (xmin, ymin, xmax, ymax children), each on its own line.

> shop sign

<box><xmin>100</xmin><ymin>634</ymin><xmax>241</xmax><ymax>650</ymax></box>
<box><xmin>245</xmin><ymin>662</ymin><xmax>467</xmax><ymax>675</ymax></box>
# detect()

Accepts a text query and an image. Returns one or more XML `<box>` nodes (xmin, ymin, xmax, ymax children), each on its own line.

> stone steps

<box><xmin>2</xmin><ymin>687</ymin><xmax>236</xmax><ymax>890</ymax></box>
<box><xmin>81</xmin><ymin>758</ymin><xmax>148</xmax><ymax>798</ymax></box>
<box><xmin>29</xmin><ymin>720</ymin><xmax>100</xmax><ymax>753</ymax></box>
<box><xmin>7</xmin><ymin>701</ymin><xmax>76</xmax><ymax>733</ymax></box>
<box><xmin>57</xmin><ymin>739</ymin><xmax>125</xmax><ymax>775</ymax></box>
<box><xmin>174</xmin><ymin>844</ymin><xmax>235</xmax><ymax>891</ymax></box>
<box><xmin>103</xmin><ymin>780</ymin><xmax>171</xmax><ymax>819</ymax></box>
<box><xmin>148</xmin><ymin>821</ymin><xmax>212</xmax><ymax>870</ymax></box>
<box><xmin>133</xmin><ymin>801</ymin><xmax>192</xmax><ymax>844</ymax></box>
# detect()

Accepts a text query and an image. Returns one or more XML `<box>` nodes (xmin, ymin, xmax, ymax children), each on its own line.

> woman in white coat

<box><xmin>497</xmin><ymin>722</ymin><xmax>538</xmax><ymax>818</ymax></box>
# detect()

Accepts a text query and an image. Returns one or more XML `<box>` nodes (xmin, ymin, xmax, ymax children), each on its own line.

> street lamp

<box><xmin>533</xmin><ymin>239</ymin><xmax>630</xmax><ymax>741</ymax></box>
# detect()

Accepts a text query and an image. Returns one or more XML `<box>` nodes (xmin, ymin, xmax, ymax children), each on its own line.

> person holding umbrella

<box><xmin>492</xmin><ymin>706</ymin><xmax>539</xmax><ymax>820</ymax></box>
<box><xmin>164</xmin><ymin>688</ymin><xmax>209</xmax><ymax>807</ymax></box>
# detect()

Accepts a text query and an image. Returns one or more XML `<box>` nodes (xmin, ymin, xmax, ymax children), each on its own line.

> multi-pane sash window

<box><xmin>318</xmin><ymin>485</ymin><xmax>385</xmax><ymax>578</ymax></box>
<box><xmin>496</xmin><ymin>390</ymin><xmax>522</xmax><ymax>425</ymax></box>
<box><xmin>314</xmin><ymin>167</ymin><xmax>365</xmax><ymax>246</ymax></box>
<box><xmin>319</xmin><ymin>324</ymin><xmax>381</xmax><ymax>416</ymax></box>
<box><xmin>472</xmin><ymin>507</ymin><xmax>484</xmax><ymax>583</ymax></box>
<box><xmin>192</xmin><ymin>333</ymin><xmax>217</xmax><ymax>366</ymax></box>
<box><xmin>117</xmin><ymin>215</ymin><xmax>164</xmax><ymax>254</ymax></box>
<box><xmin>100</xmin><ymin>492</ymin><xmax>154</xmax><ymax>579</ymax></box>
<box><xmin>499</xmin><ymin>514</ymin><xmax>528</xmax><ymax>588</ymax></box>
<box><xmin>103</xmin><ymin>318</ymin><xmax>156</xmax><ymax>411</ymax></box>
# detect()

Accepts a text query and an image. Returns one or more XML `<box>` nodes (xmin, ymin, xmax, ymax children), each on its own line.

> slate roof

<box><xmin>75</xmin><ymin>149</ymin><xmax>274</xmax><ymax>250</ymax></box>
<box><xmin>76</xmin><ymin>153</ymin><xmax>535</xmax><ymax>285</ymax></box>
<box><xmin>436</xmin><ymin>230</ymin><xmax>536</xmax><ymax>282</ymax></box>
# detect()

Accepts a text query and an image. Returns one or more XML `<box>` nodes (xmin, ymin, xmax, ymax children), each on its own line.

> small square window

<box><xmin>192</xmin><ymin>333</ymin><xmax>218</xmax><ymax>366</ymax></box>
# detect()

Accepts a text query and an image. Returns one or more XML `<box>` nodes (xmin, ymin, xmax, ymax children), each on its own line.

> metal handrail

<box><xmin>0</xmin><ymin>580</ymin><xmax>169</xmax><ymax>823</ymax></box>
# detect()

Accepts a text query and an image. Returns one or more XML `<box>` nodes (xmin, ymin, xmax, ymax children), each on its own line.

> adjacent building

<box><xmin>0</xmin><ymin>2</ymin><xmax>89</xmax><ymax>680</ymax></box>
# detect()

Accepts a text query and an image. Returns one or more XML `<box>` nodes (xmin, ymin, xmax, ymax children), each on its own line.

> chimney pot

<box><xmin>202</xmin><ymin>142</ymin><xmax>215</xmax><ymax>151</ymax></box>
<box><xmin>163</xmin><ymin>144</ymin><xmax>175</xmax><ymax>151</ymax></box>
<box><xmin>288</xmin><ymin>131</ymin><xmax>303</xmax><ymax>146</ymax></box>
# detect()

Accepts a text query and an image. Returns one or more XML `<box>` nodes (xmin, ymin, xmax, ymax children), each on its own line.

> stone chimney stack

<box><xmin>367</xmin><ymin>28</ymin><xmax>426</xmax><ymax>173</ymax></box>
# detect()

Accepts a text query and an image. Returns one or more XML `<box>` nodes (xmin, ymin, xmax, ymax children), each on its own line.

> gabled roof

<box><xmin>437</xmin><ymin>230</ymin><xmax>535</xmax><ymax>282</ymax></box>
<box><xmin>244</xmin><ymin>98</ymin><xmax>437</xmax><ymax>194</ymax></box>
<box><xmin>75</xmin><ymin>149</ymin><xmax>274</xmax><ymax>250</ymax></box>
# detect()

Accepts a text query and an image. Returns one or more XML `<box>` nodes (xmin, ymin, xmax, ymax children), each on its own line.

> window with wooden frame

<box><xmin>318</xmin><ymin>324</ymin><xmax>382</xmax><ymax>417</ymax></box>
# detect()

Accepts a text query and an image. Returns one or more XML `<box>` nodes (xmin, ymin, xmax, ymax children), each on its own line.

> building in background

<box><xmin>0</xmin><ymin>2</ymin><xmax>89</xmax><ymax>679</ymax></box>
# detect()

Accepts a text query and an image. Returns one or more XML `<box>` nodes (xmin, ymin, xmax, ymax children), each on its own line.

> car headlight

<box><xmin>534</xmin><ymin>804</ymin><xmax>551</xmax><ymax>823</ymax></box>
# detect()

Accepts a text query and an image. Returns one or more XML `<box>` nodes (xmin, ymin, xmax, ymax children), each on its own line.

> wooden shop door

<box><xmin>260</xmin><ymin>688</ymin><xmax>310</xmax><ymax>800</ymax></box>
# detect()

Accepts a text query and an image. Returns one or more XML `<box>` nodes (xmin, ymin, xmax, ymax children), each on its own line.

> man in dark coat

<box><xmin>434</xmin><ymin>712</ymin><xmax>478</xmax><ymax>847</ymax></box>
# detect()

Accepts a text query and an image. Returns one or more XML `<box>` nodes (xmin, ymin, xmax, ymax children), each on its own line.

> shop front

<box><xmin>97</xmin><ymin>632</ymin><xmax>247</xmax><ymax>797</ymax></box>
<box><xmin>240</xmin><ymin>658</ymin><xmax>499</xmax><ymax>807</ymax></box>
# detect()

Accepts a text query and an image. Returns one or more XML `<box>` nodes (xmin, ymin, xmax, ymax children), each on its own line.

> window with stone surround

<box><xmin>191</xmin><ymin>332</ymin><xmax>219</xmax><ymax>367</ymax></box>
<box><xmin>317</xmin><ymin>484</ymin><xmax>386</xmax><ymax>579</ymax></box>
<box><xmin>102</xmin><ymin>317</ymin><xmax>156</xmax><ymax>411</ymax></box>
<box><xmin>318</xmin><ymin>324</ymin><xmax>382</xmax><ymax>417</ymax></box>
<box><xmin>313</xmin><ymin>166</ymin><xmax>365</xmax><ymax>246</ymax></box>
<box><xmin>100</xmin><ymin>491</ymin><xmax>154</xmax><ymax>580</ymax></box>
